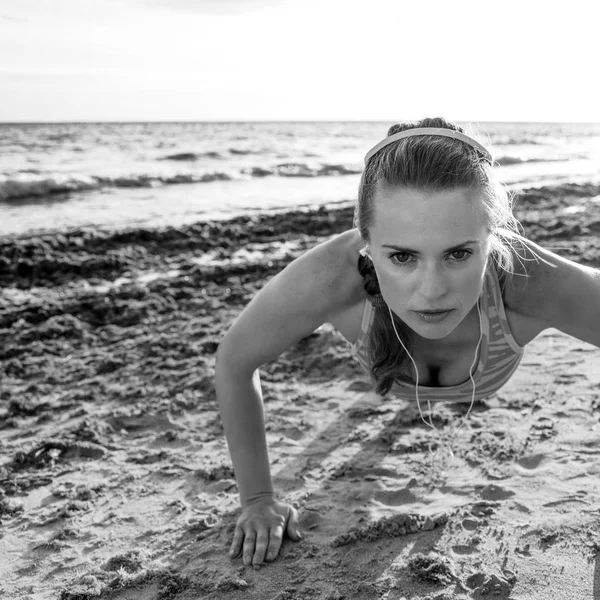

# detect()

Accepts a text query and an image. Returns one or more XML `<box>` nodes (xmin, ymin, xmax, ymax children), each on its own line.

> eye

<box><xmin>389</xmin><ymin>252</ymin><xmax>414</xmax><ymax>265</ymax></box>
<box><xmin>449</xmin><ymin>249</ymin><xmax>471</xmax><ymax>261</ymax></box>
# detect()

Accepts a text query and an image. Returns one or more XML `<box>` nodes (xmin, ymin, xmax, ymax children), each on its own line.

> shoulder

<box><xmin>312</xmin><ymin>229</ymin><xmax>368</xmax><ymax>339</ymax></box>
<box><xmin>217</xmin><ymin>229</ymin><xmax>366</xmax><ymax>372</ymax></box>
<box><xmin>275</xmin><ymin>227</ymin><xmax>365</xmax><ymax>310</ymax></box>
<box><xmin>305</xmin><ymin>227</ymin><xmax>364</xmax><ymax>274</ymax></box>
<box><xmin>502</xmin><ymin>236</ymin><xmax>600</xmax><ymax>347</ymax></box>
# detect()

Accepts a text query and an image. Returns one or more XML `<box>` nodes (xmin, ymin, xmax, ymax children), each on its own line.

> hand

<box><xmin>229</xmin><ymin>499</ymin><xmax>301</xmax><ymax>568</ymax></box>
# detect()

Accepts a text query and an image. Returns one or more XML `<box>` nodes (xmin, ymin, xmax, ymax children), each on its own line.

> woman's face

<box><xmin>367</xmin><ymin>184</ymin><xmax>491</xmax><ymax>340</ymax></box>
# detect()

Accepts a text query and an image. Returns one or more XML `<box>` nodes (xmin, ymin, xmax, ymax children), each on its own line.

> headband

<box><xmin>364</xmin><ymin>127</ymin><xmax>492</xmax><ymax>165</ymax></box>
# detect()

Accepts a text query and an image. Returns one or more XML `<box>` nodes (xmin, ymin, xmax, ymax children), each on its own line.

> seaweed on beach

<box><xmin>58</xmin><ymin>566</ymin><xmax>244</xmax><ymax>600</ymax></box>
<box><xmin>330</xmin><ymin>512</ymin><xmax>449</xmax><ymax>547</ymax></box>
<box><xmin>0</xmin><ymin>205</ymin><xmax>356</xmax><ymax>287</ymax></box>
<box><xmin>9</xmin><ymin>439</ymin><xmax>107</xmax><ymax>470</ymax></box>
<box><xmin>407</xmin><ymin>552</ymin><xmax>458</xmax><ymax>585</ymax></box>
<box><xmin>0</xmin><ymin>490</ymin><xmax>24</xmax><ymax>520</ymax></box>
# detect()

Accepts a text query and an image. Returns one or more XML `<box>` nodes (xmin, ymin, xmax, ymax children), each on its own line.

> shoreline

<box><xmin>1</xmin><ymin>176</ymin><xmax>599</xmax><ymax>241</ymax></box>
<box><xmin>1</xmin><ymin>181</ymin><xmax>600</xmax><ymax>292</ymax></box>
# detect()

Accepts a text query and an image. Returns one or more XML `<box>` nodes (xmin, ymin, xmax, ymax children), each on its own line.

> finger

<box><xmin>253</xmin><ymin>529</ymin><xmax>270</xmax><ymax>567</ymax></box>
<box><xmin>229</xmin><ymin>526</ymin><xmax>244</xmax><ymax>558</ymax></box>
<box><xmin>266</xmin><ymin>523</ymin><xmax>284</xmax><ymax>561</ymax></box>
<box><xmin>286</xmin><ymin>506</ymin><xmax>302</xmax><ymax>540</ymax></box>
<box><xmin>242</xmin><ymin>531</ymin><xmax>256</xmax><ymax>566</ymax></box>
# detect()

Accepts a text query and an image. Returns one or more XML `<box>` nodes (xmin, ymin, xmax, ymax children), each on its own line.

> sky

<box><xmin>1</xmin><ymin>0</ymin><xmax>598</xmax><ymax>123</ymax></box>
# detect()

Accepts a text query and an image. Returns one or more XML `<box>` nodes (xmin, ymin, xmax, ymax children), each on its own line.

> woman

<box><xmin>215</xmin><ymin>117</ymin><xmax>600</xmax><ymax>569</ymax></box>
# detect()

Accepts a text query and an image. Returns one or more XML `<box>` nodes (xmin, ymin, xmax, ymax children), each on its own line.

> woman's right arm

<box><xmin>215</xmin><ymin>230</ymin><xmax>363</xmax><ymax>567</ymax></box>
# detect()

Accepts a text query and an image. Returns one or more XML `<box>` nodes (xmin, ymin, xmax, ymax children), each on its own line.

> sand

<box><xmin>1</xmin><ymin>182</ymin><xmax>600</xmax><ymax>600</ymax></box>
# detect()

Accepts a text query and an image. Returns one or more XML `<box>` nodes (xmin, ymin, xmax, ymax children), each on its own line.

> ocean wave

<box><xmin>318</xmin><ymin>164</ymin><xmax>362</xmax><ymax>176</ymax></box>
<box><xmin>159</xmin><ymin>147</ymin><xmax>262</xmax><ymax>160</ymax></box>
<box><xmin>241</xmin><ymin>163</ymin><xmax>362</xmax><ymax>178</ymax></box>
<box><xmin>0</xmin><ymin>174</ymin><xmax>100</xmax><ymax>202</ymax></box>
<box><xmin>0</xmin><ymin>172</ymin><xmax>233</xmax><ymax>202</ymax></box>
<box><xmin>96</xmin><ymin>172</ymin><xmax>232</xmax><ymax>187</ymax></box>
<box><xmin>0</xmin><ymin>162</ymin><xmax>363</xmax><ymax>202</ymax></box>
<box><xmin>243</xmin><ymin>167</ymin><xmax>272</xmax><ymax>177</ymax></box>
<box><xmin>228</xmin><ymin>148</ymin><xmax>255</xmax><ymax>155</ymax></box>
<box><xmin>273</xmin><ymin>163</ymin><xmax>362</xmax><ymax>177</ymax></box>
<box><xmin>494</xmin><ymin>137</ymin><xmax>544</xmax><ymax>145</ymax></box>
<box><xmin>159</xmin><ymin>151</ymin><xmax>224</xmax><ymax>161</ymax></box>
<box><xmin>495</xmin><ymin>156</ymin><xmax>566</xmax><ymax>166</ymax></box>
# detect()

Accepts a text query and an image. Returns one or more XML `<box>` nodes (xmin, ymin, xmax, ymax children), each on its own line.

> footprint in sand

<box><xmin>106</xmin><ymin>413</ymin><xmax>180</xmax><ymax>433</ymax></box>
<box><xmin>466</xmin><ymin>572</ymin><xmax>515</xmax><ymax>595</ymax></box>
<box><xmin>281</xmin><ymin>426</ymin><xmax>305</xmax><ymax>441</ymax></box>
<box><xmin>373</xmin><ymin>487</ymin><xmax>418</xmax><ymax>506</ymax></box>
<box><xmin>452</xmin><ymin>542</ymin><xmax>480</xmax><ymax>555</ymax></box>
<box><xmin>272</xmin><ymin>425</ymin><xmax>306</xmax><ymax>447</ymax></box>
<box><xmin>362</xmin><ymin>467</ymin><xmax>407</xmax><ymax>481</ymax></box>
<box><xmin>345</xmin><ymin>380</ymin><xmax>373</xmax><ymax>392</ymax></box>
<box><xmin>515</xmin><ymin>453</ymin><xmax>546</xmax><ymax>471</ymax></box>
<box><xmin>461</xmin><ymin>518</ymin><xmax>482</xmax><ymax>531</ymax></box>
<box><xmin>477</xmin><ymin>484</ymin><xmax>515</xmax><ymax>501</ymax></box>
<box><xmin>299</xmin><ymin>509</ymin><xmax>322</xmax><ymax>531</ymax></box>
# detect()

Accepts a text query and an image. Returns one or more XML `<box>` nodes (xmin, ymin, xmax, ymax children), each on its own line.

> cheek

<box><xmin>458</xmin><ymin>263</ymin><xmax>484</xmax><ymax>283</ymax></box>
<box><xmin>456</xmin><ymin>261</ymin><xmax>488</xmax><ymax>297</ymax></box>
<box><xmin>373</xmin><ymin>265</ymin><xmax>412</xmax><ymax>299</ymax></box>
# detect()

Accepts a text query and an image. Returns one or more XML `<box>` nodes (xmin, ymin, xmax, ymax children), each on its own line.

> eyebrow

<box><xmin>382</xmin><ymin>240</ymin><xmax>481</xmax><ymax>254</ymax></box>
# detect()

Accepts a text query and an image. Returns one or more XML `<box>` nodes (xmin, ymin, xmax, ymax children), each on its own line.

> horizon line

<box><xmin>1</xmin><ymin>118</ymin><xmax>600</xmax><ymax>125</ymax></box>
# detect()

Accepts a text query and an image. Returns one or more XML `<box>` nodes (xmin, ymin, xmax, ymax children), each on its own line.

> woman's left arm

<box><xmin>505</xmin><ymin>239</ymin><xmax>600</xmax><ymax>348</ymax></box>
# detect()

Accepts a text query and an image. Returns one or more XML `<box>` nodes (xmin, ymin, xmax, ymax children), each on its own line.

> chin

<box><xmin>413</xmin><ymin>326</ymin><xmax>454</xmax><ymax>340</ymax></box>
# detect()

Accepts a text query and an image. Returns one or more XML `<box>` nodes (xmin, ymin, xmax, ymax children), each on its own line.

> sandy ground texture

<box><xmin>2</xmin><ymin>182</ymin><xmax>600</xmax><ymax>600</ymax></box>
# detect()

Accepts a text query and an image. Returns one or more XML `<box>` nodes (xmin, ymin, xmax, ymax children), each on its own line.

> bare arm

<box><xmin>214</xmin><ymin>365</ymin><xmax>274</xmax><ymax>506</ymax></box>
<box><xmin>215</xmin><ymin>231</ymin><xmax>362</xmax><ymax>503</ymax></box>
<box><xmin>504</xmin><ymin>238</ymin><xmax>600</xmax><ymax>347</ymax></box>
<box><xmin>215</xmin><ymin>230</ymin><xmax>363</xmax><ymax>566</ymax></box>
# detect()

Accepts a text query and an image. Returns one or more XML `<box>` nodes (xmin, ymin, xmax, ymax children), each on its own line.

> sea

<box><xmin>1</xmin><ymin>121</ymin><xmax>600</xmax><ymax>237</ymax></box>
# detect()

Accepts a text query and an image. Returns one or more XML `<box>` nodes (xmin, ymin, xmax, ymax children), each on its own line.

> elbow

<box><xmin>214</xmin><ymin>333</ymin><xmax>256</xmax><ymax>383</ymax></box>
<box><xmin>215</xmin><ymin>332</ymin><xmax>238</xmax><ymax>370</ymax></box>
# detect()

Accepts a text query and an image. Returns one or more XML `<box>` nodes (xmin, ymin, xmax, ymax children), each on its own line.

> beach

<box><xmin>1</xmin><ymin>179</ymin><xmax>600</xmax><ymax>599</ymax></box>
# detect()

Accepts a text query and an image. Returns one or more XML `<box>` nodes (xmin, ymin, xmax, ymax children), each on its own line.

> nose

<box><xmin>417</xmin><ymin>262</ymin><xmax>448</xmax><ymax>301</ymax></box>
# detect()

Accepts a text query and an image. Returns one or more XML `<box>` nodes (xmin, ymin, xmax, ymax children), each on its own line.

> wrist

<box><xmin>242</xmin><ymin>491</ymin><xmax>276</xmax><ymax>508</ymax></box>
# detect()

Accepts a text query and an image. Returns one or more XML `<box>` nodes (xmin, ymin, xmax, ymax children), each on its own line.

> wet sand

<box><xmin>1</xmin><ymin>182</ymin><xmax>600</xmax><ymax>600</ymax></box>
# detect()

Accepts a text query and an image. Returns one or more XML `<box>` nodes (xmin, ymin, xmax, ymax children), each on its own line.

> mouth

<box><xmin>413</xmin><ymin>309</ymin><xmax>455</xmax><ymax>323</ymax></box>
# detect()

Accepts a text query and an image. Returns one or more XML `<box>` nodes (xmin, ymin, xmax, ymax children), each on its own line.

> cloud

<box><xmin>136</xmin><ymin>0</ymin><xmax>284</xmax><ymax>15</ymax></box>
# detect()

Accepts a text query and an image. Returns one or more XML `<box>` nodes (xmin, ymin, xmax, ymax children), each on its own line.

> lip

<box><xmin>413</xmin><ymin>309</ymin><xmax>454</xmax><ymax>323</ymax></box>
